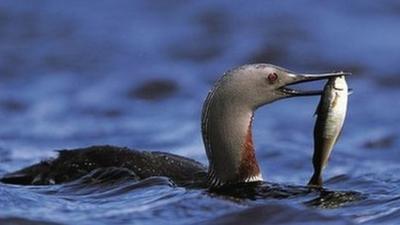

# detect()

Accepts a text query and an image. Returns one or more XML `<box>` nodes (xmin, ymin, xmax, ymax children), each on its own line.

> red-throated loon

<box><xmin>0</xmin><ymin>64</ymin><xmax>350</xmax><ymax>189</ymax></box>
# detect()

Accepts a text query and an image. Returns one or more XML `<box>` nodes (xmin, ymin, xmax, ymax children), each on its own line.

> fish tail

<box><xmin>308</xmin><ymin>173</ymin><xmax>323</xmax><ymax>187</ymax></box>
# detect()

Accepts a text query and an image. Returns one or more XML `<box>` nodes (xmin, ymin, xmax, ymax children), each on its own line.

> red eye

<box><xmin>267</xmin><ymin>73</ymin><xmax>278</xmax><ymax>83</ymax></box>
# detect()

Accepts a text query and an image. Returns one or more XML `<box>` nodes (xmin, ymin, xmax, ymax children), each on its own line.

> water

<box><xmin>0</xmin><ymin>1</ymin><xmax>399</xmax><ymax>224</ymax></box>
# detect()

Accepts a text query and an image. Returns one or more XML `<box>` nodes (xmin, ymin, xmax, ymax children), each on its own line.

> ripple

<box><xmin>40</xmin><ymin>167</ymin><xmax>175</xmax><ymax>198</ymax></box>
<box><xmin>0</xmin><ymin>0</ymin><xmax>400</xmax><ymax>225</ymax></box>
<box><xmin>304</xmin><ymin>189</ymin><xmax>366</xmax><ymax>209</ymax></box>
<box><xmin>0</xmin><ymin>217</ymin><xmax>63</xmax><ymax>225</ymax></box>
<box><xmin>198</xmin><ymin>203</ymin><xmax>353</xmax><ymax>225</ymax></box>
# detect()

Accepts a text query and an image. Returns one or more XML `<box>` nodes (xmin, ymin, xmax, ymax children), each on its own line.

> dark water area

<box><xmin>0</xmin><ymin>1</ymin><xmax>400</xmax><ymax>224</ymax></box>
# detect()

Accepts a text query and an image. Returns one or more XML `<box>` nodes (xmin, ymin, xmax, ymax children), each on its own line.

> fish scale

<box><xmin>309</xmin><ymin>76</ymin><xmax>348</xmax><ymax>187</ymax></box>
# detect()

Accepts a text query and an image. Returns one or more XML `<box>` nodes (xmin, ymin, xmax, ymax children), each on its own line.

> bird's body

<box><xmin>0</xmin><ymin>145</ymin><xmax>208</xmax><ymax>187</ymax></box>
<box><xmin>309</xmin><ymin>76</ymin><xmax>348</xmax><ymax>186</ymax></box>
<box><xmin>0</xmin><ymin>64</ymin><xmax>350</xmax><ymax>189</ymax></box>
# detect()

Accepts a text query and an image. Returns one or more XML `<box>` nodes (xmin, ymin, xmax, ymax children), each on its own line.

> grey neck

<box><xmin>201</xmin><ymin>75</ymin><xmax>262</xmax><ymax>187</ymax></box>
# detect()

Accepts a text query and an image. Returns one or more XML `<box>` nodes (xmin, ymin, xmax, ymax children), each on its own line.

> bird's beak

<box><xmin>279</xmin><ymin>71</ymin><xmax>352</xmax><ymax>97</ymax></box>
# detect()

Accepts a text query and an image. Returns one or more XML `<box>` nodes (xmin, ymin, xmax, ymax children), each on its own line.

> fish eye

<box><xmin>267</xmin><ymin>73</ymin><xmax>278</xmax><ymax>83</ymax></box>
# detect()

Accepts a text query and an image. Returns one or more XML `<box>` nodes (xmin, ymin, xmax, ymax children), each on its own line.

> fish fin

<box><xmin>348</xmin><ymin>88</ymin><xmax>353</xmax><ymax>96</ymax></box>
<box><xmin>314</xmin><ymin>98</ymin><xmax>323</xmax><ymax>117</ymax></box>
<box><xmin>308</xmin><ymin>173</ymin><xmax>323</xmax><ymax>187</ymax></box>
<box><xmin>334</xmin><ymin>129</ymin><xmax>344</xmax><ymax>145</ymax></box>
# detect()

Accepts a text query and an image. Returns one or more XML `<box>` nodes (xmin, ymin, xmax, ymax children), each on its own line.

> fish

<box><xmin>308</xmin><ymin>76</ymin><xmax>349</xmax><ymax>187</ymax></box>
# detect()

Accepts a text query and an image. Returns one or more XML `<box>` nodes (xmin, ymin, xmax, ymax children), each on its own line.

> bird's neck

<box><xmin>201</xmin><ymin>87</ymin><xmax>262</xmax><ymax>187</ymax></box>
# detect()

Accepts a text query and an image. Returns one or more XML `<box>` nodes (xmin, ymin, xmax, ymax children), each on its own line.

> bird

<box><xmin>0</xmin><ymin>64</ymin><xmax>350</xmax><ymax>189</ymax></box>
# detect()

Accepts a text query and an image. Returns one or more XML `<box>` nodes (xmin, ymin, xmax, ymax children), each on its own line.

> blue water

<box><xmin>0</xmin><ymin>1</ymin><xmax>400</xmax><ymax>224</ymax></box>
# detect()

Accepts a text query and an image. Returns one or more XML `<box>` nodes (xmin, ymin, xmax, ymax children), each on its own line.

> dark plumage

<box><xmin>0</xmin><ymin>145</ymin><xmax>207</xmax><ymax>187</ymax></box>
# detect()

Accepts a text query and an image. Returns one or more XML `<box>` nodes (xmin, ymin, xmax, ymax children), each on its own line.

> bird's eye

<box><xmin>267</xmin><ymin>73</ymin><xmax>278</xmax><ymax>83</ymax></box>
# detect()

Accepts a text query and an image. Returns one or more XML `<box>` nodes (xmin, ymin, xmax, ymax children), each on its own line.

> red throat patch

<box><xmin>238</xmin><ymin>117</ymin><xmax>260</xmax><ymax>181</ymax></box>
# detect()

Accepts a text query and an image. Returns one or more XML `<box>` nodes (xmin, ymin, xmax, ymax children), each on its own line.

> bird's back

<box><xmin>0</xmin><ymin>145</ymin><xmax>207</xmax><ymax>187</ymax></box>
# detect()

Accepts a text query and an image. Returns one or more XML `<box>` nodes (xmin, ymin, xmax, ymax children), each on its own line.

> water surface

<box><xmin>0</xmin><ymin>1</ymin><xmax>400</xmax><ymax>224</ymax></box>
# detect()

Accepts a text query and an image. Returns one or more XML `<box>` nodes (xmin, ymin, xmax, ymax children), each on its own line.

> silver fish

<box><xmin>308</xmin><ymin>76</ymin><xmax>348</xmax><ymax>186</ymax></box>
